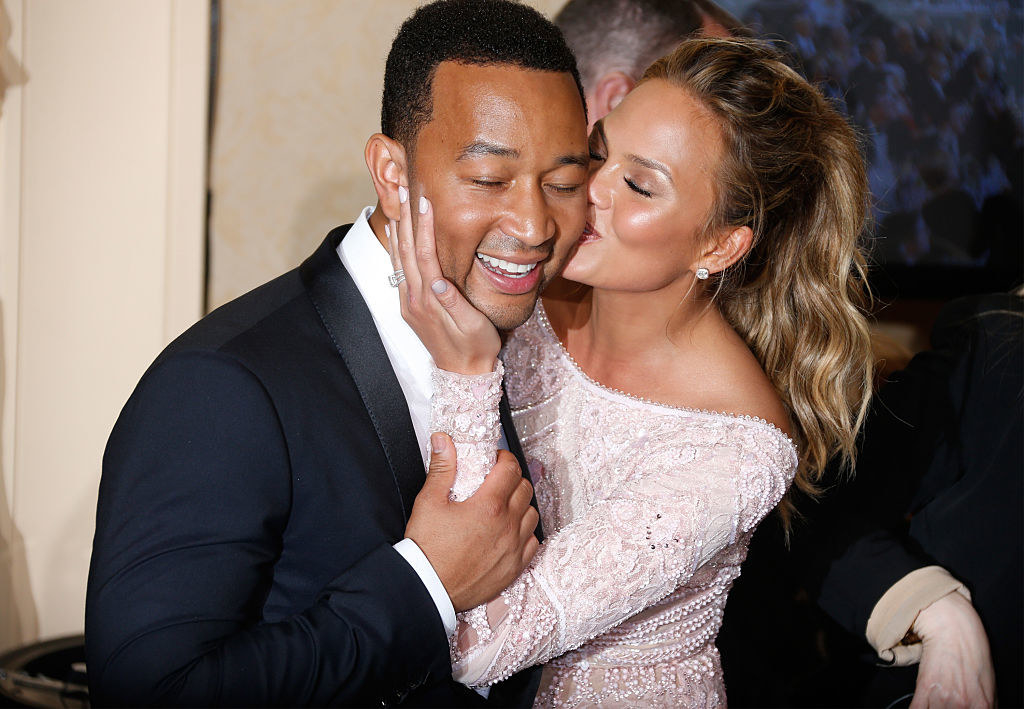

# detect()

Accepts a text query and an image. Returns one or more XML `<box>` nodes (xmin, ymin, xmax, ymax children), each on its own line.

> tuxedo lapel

<box><xmin>500</xmin><ymin>389</ymin><xmax>544</xmax><ymax>543</ymax></box>
<box><xmin>300</xmin><ymin>227</ymin><xmax>423</xmax><ymax>523</ymax></box>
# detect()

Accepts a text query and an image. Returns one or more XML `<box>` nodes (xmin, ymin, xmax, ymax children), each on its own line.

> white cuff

<box><xmin>393</xmin><ymin>537</ymin><xmax>457</xmax><ymax>637</ymax></box>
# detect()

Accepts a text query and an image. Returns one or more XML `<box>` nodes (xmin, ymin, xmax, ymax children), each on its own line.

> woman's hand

<box><xmin>387</xmin><ymin>185</ymin><xmax>500</xmax><ymax>374</ymax></box>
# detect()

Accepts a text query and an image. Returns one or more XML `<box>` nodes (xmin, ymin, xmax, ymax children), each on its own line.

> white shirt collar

<box><xmin>337</xmin><ymin>207</ymin><xmax>435</xmax><ymax>461</ymax></box>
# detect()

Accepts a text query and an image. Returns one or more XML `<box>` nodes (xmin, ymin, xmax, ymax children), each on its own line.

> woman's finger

<box><xmin>396</xmin><ymin>184</ymin><xmax>423</xmax><ymax>299</ymax></box>
<box><xmin>385</xmin><ymin>219</ymin><xmax>401</xmax><ymax>273</ymax></box>
<box><xmin>414</xmin><ymin>197</ymin><xmax>493</xmax><ymax>339</ymax></box>
<box><xmin>385</xmin><ymin>218</ymin><xmax>410</xmax><ymax>299</ymax></box>
<box><xmin>414</xmin><ymin>196</ymin><xmax>478</xmax><ymax>326</ymax></box>
<box><xmin>413</xmin><ymin>196</ymin><xmax>447</xmax><ymax>296</ymax></box>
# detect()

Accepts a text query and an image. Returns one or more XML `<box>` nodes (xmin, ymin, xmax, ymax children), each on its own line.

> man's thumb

<box><xmin>425</xmin><ymin>432</ymin><xmax>456</xmax><ymax>494</ymax></box>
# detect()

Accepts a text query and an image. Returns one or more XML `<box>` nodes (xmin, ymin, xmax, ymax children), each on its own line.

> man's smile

<box><xmin>475</xmin><ymin>253</ymin><xmax>540</xmax><ymax>277</ymax></box>
<box><xmin>473</xmin><ymin>252</ymin><xmax>544</xmax><ymax>295</ymax></box>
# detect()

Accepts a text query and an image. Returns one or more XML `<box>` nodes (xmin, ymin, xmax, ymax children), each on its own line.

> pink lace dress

<box><xmin>429</xmin><ymin>304</ymin><xmax>798</xmax><ymax>708</ymax></box>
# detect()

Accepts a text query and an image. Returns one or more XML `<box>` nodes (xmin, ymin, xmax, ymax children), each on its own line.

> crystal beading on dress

<box><xmin>428</xmin><ymin>304</ymin><xmax>798</xmax><ymax>707</ymax></box>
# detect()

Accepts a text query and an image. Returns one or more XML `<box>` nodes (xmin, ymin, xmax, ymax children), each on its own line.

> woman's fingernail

<box><xmin>419</xmin><ymin>195</ymin><xmax>428</xmax><ymax>214</ymax></box>
<box><xmin>384</xmin><ymin>223</ymin><xmax>390</xmax><ymax>238</ymax></box>
<box><xmin>431</xmin><ymin>280</ymin><xmax>448</xmax><ymax>295</ymax></box>
<box><xmin>398</xmin><ymin>185</ymin><xmax>408</xmax><ymax>204</ymax></box>
<box><xmin>430</xmin><ymin>433</ymin><xmax>444</xmax><ymax>453</ymax></box>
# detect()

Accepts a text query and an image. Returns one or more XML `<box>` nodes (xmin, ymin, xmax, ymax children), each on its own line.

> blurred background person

<box><xmin>553</xmin><ymin>0</ymin><xmax>745</xmax><ymax>130</ymax></box>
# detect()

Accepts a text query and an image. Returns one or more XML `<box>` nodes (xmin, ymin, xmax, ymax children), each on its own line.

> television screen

<box><xmin>719</xmin><ymin>0</ymin><xmax>1023</xmax><ymax>296</ymax></box>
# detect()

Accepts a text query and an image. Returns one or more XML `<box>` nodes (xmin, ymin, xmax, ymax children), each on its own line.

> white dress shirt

<box><xmin>337</xmin><ymin>206</ymin><xmax>457</xmax><ymax>636</ymax></box>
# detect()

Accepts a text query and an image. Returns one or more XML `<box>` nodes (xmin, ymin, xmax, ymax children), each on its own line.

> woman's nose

<box><xmin>587</xmin><ymin>163</ymin><xmax>612</xmax><ymax>211</ymax></box>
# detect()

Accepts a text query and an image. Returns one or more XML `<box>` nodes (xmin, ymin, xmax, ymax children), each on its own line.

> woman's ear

<box><xmin>700</xmin><ymin>225</ymin><xmax>754</xmax><ymax>276</ymax></box>
<box><xmin>365</xmin><ymin>134</ymin><xmax>408</xmax><ymax>221</ymax></box>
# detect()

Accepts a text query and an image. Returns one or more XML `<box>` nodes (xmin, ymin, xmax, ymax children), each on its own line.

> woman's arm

<box><xmin>429</xmin><ymin>363</ymin><xmax>504</xmax><ymax>500</ymax></box>
<box><xmin>451</xmin><ymin>430</ymin><xmax>796</xmax><ymax>686</ymax></box>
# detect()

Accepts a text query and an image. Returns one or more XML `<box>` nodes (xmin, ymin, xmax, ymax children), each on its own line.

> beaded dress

<box><xmin>429</xmin><ymin>304</ymin><xmax>798</xmax><ymax>707</ymax></box>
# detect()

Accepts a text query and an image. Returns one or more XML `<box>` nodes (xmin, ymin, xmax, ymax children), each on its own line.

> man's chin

<box><xmin>473</xmin><ymin>297</ymin><xmax>538</xmax><ymax>332</ymax></box>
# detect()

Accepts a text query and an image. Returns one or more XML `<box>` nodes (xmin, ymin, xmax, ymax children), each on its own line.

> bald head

<box><xmin>554</xmin><ymin>0</ymin><xmax>745</xmax><ymax>128</ymax></box>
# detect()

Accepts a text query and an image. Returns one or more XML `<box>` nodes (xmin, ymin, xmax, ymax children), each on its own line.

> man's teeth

<box><xmin>476</xmin><ymin>253</ymin><xmax>537</xmax><ymax>277</ymax></box>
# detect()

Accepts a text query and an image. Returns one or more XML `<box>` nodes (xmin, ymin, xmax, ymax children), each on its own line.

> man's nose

<box><xmin>501</xmin><ymin>183</ymin><xmax>556</xmax><ymax>246</ymax></box>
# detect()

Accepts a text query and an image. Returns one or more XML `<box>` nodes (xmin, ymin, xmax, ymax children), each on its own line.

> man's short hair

<box><xmin>554</xmin><ymin>0</ymin><xmax>743</xmax><ymax>91</ymax></box>
<box><xmin>382</xmin><ymin>0</ymin><xmax>586</xmax><ymax>151</ymax></box>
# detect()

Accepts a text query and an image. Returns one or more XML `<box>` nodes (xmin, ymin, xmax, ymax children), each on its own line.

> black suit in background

<box><xmin>719</xmin><ymin>293</ymin><xmax>1023</xmax><ymax>707</ymax></box>
<box><xmin>86</xmin><ymin>226</ymin><xmax>541</xmax><ymax>707</ymax></box>
<box><xmin>813</xmin><ymin>293</ymin><xmax>1022</xmax><ymax>707</ymax></box>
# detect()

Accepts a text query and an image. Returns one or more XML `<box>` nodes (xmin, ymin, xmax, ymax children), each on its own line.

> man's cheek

<box><xmin>435</xmin><ymin>242</ymin><xmax>469</xmax><ymax>287</ymax></box>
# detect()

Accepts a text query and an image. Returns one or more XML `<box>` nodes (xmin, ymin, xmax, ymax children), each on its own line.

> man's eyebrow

<box><xmin>456</xmin><ymin>141</ymin><xmax>588</xmax><ymax>169</ymax></box>
<box><xmin>456</xmin><ymin>141</ymin><xmax>520</xmax><ymax>161</ymax></box>
<box><xmin>556</xmin><ymin>152</ymin><xmax>589</xmax><ymax>168</ymax></box>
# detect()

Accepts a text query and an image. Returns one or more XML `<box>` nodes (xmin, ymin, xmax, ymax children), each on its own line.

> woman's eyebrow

<box><xmin>628</xmin><ymin>154</ymin><xmax>674</xmax><ymax>183</ymax></box>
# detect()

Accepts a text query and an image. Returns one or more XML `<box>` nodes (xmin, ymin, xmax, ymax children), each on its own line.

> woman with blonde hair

<box><xmin>390</xmin><ymin>36</ymin><xmax>873</xmax><ymax>707</ymax></box>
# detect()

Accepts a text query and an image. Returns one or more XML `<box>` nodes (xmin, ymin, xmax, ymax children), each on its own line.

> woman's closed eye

<box><xmin>624</xmin><ymin>177</ymin><xmax>653</xmax><ymax>198</ymax></box>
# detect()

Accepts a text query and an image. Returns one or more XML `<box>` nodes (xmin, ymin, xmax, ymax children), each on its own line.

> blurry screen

<box><xmin>721</xmin><ymin>0</ymin><xmax>1023</xmax><ymax>293</ymax></box>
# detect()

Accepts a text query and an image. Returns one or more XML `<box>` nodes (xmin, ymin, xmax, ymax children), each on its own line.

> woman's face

<box><xmin>561</xmin><ymin>79</ymin><xmax>725</xmax><ymax>293</ymax></box>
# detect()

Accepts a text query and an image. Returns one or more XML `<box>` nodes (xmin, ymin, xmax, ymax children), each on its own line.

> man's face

<box><xmin>407</xmin><ymin>62</ymin><xmax>589</xmax><ymax>331</ymax></box>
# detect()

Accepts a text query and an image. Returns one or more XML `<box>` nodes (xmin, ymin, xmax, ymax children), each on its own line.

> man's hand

<box><xmin>909</xmin><ymin>591</ymin><xmax>996</xmax><ymax>709</ymax></box>
<box><xmin>405</xmin><ymin>433</ymin><xmax>540</xmax><ymax>611</ymax></box>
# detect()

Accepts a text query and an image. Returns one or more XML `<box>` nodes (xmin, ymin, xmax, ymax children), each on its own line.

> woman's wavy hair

<box><xmin>641</xmin><ymin>37</ymin><xmax>874</xmax><ymax>525</ymax></box>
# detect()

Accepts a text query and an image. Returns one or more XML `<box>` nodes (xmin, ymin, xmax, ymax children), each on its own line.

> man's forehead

<box><xmin>420</xmin><ymin>61</ymin><xmax>586</xmax><ymax>157</ymax></box>
<box><xmin>429</xmin><ymin>61</ymin><xmax>568</xmax><ymax>115</ymax></box>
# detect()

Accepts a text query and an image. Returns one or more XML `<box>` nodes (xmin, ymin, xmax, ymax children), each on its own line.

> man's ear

<box><xmin>365</xmin><ymin>133</ymin><xmax>408</xmax><ymax>221</ymax></box>
<box><xmin>589</xmin><ymin>71</ymin><xmax>635</xmax><ymax>125</ymax></box>
<box><xmin>700</xmin><ymin>12</ymin><xmax>732</xmax><ymax>38</ymax></box>
<box><xmin>699</xmin><ymin>225</ymin><xmax>754</xmax><ymax>276</ymax></box>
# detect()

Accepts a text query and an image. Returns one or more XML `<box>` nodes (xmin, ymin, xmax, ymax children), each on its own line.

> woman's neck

<box><xmin>554</xmin><ymin>282</ymin><xmax>720</xmax><ymax>375</ymax></box>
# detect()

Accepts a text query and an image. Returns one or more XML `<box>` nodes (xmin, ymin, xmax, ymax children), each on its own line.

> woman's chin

<box><xmin>559</xmin><ymin>259</ymin><xmax>594</xmax><ymax>287</ymax></box>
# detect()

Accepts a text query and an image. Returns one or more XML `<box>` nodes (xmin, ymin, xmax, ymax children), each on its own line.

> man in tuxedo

<box><xmin>84</xmin><ymin>1</ymin><xmax>589</xmax><ymax>705</ymax></box>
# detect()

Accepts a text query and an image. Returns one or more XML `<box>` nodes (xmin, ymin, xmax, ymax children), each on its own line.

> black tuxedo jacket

<box><xmin>86</xmin><ymin>226</ymin><xmax>542</xmax><ymax>707</ymax></box>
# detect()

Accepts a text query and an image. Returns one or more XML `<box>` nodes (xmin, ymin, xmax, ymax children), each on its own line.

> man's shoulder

<box><xmin>166</xmin><ymin>267</ymin><xmax>309</xmax><ymax>360</ymax></box>
<box><xmin>164</xmin><ymin>225</ymin><xmax>355</xmax><ymax>362</ymax></box>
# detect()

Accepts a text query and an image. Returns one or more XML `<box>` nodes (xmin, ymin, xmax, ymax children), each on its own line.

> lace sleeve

<box><xmin>429</xmin><ymin>361</ymin><xmax>504</xmax><ymax>502</ymax></box>
<box><xmin>450</xmin><ymin>432</ymin><xmax>795</xmax><ymax>687</ymax></box>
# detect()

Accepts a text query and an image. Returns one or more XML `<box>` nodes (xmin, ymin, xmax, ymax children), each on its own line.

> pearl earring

<box><xmin>696</xmin><ymin>267</ymin><xmax>709</xmax><ymax>280</ymax></box>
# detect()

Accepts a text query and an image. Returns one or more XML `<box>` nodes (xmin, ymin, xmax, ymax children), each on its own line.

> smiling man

<box><xmin>85</xmin><ymin>1</ymin><xmax>588</xmax><ymax>706</ymax></box>
<box><xmin>366</xmin><ymin>50</ymin><xmax>588</xmax><ymax>330</ymax></box>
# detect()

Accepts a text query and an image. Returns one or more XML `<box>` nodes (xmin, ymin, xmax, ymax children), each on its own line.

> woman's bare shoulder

<box><xmin>666</xmin><ymin>329</ymin><xmax>793</xmax><ymax>436</ymax></box>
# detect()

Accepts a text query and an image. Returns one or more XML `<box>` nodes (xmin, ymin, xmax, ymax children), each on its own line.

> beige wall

<box><xmin>0</xmin><ymin>0</ymin><xmax>570</xmax><ymax>654</ymax></box>
<box><xmin>0</xmin><ymin>0</ymin><xmax>209</xmax><ymax>651</ymax></box>
<box><xmin>209</xmin><ymin>0</ymin><xmax>566</xmax><ymax>308</ymax></box>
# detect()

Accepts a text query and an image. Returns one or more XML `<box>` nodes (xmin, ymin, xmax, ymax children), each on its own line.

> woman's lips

<box><xmin>578</xmin><ymin>222</ymin><xmax>601</xmax><ymax>244</ymax></box>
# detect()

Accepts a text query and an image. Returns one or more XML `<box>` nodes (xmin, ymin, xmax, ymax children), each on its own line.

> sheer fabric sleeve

<box><xmin>450</xmin><ymin>429</ymin><xmax>796</xmax><ymax>687</ymax></box>
<box><xmin>428</xmin><ymin>361</ymin><xmax>504</xmax><ymax>501</ymax></box>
